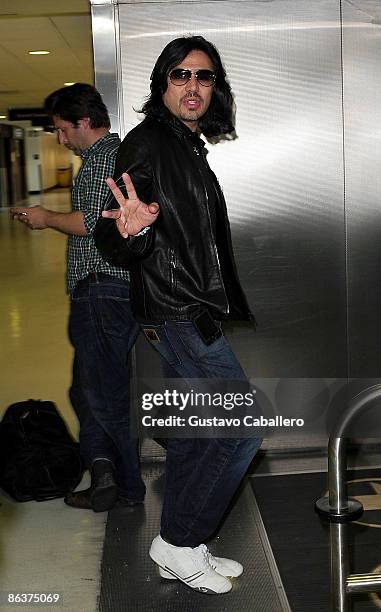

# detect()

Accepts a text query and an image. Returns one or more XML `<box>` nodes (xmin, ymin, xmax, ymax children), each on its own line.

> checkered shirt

<box><xmin>67</xmin><ymin>132</ymin><xmax>129</xmax><ymax>293</ymax></box>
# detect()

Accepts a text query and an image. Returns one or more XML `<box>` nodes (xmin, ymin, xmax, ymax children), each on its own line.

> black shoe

<box><xmin>64</xmin><ymin>487</ymin><xmax>94</xmax><ymax>510</ymax></box>
<box><xmin>64</xmin><ymin>459</ymin><xmax>118</xmax><ymax>512</ymax></box>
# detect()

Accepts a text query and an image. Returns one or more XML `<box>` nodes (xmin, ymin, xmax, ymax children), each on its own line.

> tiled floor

<box><xmin>0</xmin><ymin>189</ymin><xmax>76</xmax><ymax>435</ymax></box>
<box><xmin>0</xmin><ymin>190</ymin><xmax>104</xmax><ymax>612</ymax></box>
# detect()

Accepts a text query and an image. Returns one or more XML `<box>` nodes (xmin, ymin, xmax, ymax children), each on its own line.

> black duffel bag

<box><xmin>0</xmin><ymin>399</ymin><xmax>83</xmax><ymax>502</ymax></box>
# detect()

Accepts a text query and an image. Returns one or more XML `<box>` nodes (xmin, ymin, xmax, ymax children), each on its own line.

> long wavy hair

<box><xmin>141</xmin><ymin>36</ymin><xmax>235</xmax><ymax>139</ymax></box>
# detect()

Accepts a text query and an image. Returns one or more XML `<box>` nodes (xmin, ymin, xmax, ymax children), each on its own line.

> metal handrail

<box><xmin>315</xmin><ymin>384</ymin><xmax>381</xmax><ymax>612</ymax></box>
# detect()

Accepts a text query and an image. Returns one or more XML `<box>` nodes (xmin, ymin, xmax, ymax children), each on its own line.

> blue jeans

<box><xmin>69</xmin><ymin>273</ymin><xmax>145</xmax><ymax>502</ymax></box>
<box><xmin>141</xmin><ymin>320</ymin><xmax>262</xmax><ymax>546</ymax></box>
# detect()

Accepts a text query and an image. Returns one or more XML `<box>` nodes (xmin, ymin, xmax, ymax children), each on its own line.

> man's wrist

<box><xmin>44</xmin><ymin>208</ymin><xmax>53</xmax><ymax>228</ymax></box>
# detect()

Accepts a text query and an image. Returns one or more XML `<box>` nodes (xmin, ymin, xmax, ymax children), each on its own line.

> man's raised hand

<box><xmin>102</xmin><ymin>172</ymin><xmax>159</xmax><ymax>238</ymax></box>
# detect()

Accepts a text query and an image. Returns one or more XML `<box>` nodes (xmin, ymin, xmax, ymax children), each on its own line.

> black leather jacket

<box><xmin>94</xmin><ymin>114</ymin><xmax>255</xmax><ymax>324</ymax></box>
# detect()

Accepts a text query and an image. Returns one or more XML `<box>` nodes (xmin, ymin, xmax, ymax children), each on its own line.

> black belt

<box><xmin>75</xmin><ymin>272</ymin><xmax>115</xmax><ymax>289</ymax></box>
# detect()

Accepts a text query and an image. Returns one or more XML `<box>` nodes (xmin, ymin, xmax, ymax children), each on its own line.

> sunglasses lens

<box><xmin>196</xmin><ymin>70</ymin><xmax>216</xmax><ymax>86</ymax></box>
<box><xmin>169</xmin><ymin>69</ymin><xmax>216</xmax><ymax>86</ymax></box>
<box><xmin>169</xmin><ymin>69</ymin><xmax>190</xmax><ymax>85</ymax></box>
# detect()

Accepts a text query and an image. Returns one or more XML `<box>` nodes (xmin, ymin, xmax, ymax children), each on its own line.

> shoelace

<box><xmin>193</xmin><ymin>544</ymin><xmax>217</xmax><ymax>572</ymax></box>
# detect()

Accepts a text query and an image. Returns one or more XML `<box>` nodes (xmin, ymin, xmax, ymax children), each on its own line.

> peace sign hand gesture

<box><xmin>102</xmin><ymin>172</ymin><xmax>159</xmax><ymax>238</ymax></box>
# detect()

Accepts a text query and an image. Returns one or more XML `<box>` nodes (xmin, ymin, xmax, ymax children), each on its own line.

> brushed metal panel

<box><xmin>342</xmin><ymin>0</ymin><xmax>381</xmax><ymax>378</ymax></box>
<box><xmin>116</xmin><ymin>0</ymin><xmax>346</xmax><ymax>378</ymax></box>
<box><xmin>91</xmin><ymin>2</ymin><xmax>123</xmax><ymax>135</ymax></box>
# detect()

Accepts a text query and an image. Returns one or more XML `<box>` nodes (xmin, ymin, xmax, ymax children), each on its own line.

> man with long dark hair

<box><xmin>11</xmin><ymin>83</ymin><xmax>145</xmax><ymax>512</ymax></box>
<box><xmin>95</xmin><ymin>37</ymin><xmax>262</xmax><ymax>594</ymax></box>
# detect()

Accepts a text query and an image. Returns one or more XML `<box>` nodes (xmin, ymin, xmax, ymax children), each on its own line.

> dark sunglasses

<box><xmin>168</xmin><ymin>68</ymin><xmax>216</xmax><ymax>87</ymax></box>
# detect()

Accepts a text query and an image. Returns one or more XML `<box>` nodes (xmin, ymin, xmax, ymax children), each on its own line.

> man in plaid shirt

<box><xmin>11</xmin><ymin>83</ymin><xmax>145</xmax><ymax>511</ymax></box>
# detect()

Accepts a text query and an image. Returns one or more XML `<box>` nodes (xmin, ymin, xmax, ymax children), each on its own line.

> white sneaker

<box><xmin>149</xmin><ymin>535</ymin><xmax>232</xmax><ymax>594</ymax></box>
<box><xmin>159</xmin><ymin>543</ymin><xmax>243</xmax><ymax>578</ymax></box>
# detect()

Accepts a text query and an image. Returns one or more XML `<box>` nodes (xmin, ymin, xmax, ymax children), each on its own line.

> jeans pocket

<box><xmin>177</xmin><ymin>321</ymin><xmax>223</xmax><ymax>361</ymax></box>
<box><xmin>99</xmin><ymin>296</ymin><xmax>137</xmax><ymax>339</ymax></box>
<box><xmin>141</xmin><ymin>324</ymin><xmax>181</xmax><ymax>366</ymax></box>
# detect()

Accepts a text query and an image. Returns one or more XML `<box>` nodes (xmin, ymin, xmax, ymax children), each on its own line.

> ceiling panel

<box><xmin>0</xmin><ymin>0</ymin><xmax>90</xmax><ymax>17</ymax></box>
<box><xmin>0</xmin><ymin>1</ymin><xmax>93</xmax><ymax>117</ymax></box>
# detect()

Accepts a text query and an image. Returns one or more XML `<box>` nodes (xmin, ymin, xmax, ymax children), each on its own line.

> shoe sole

<box><xmin>159</xmin><ymin>565</ymin><xmax>243</xmax><ymax>579</ymax></box>
<box><xmin>91</xmin><ymin>484</ymin><xmax>118</xmax><ymax>512</ymax></box>
<box><xmin>149</xmin><ymin>549</ymin><xmax>232</xmax><ymax>594</ymax></box>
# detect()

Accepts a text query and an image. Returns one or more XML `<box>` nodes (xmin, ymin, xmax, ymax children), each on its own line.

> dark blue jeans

<box><xmin>141</xmin><ymin>320</ymin><xmax>262</xmax><ymax>546</ymax></box>
<box><xmin>69</xmin><ymin>273</ymin><xmax>145</xmax><ymax>502</ymax></box>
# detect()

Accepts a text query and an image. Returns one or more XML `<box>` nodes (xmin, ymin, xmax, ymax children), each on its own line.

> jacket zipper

<box><xmin>169</xmin><ymin>248</ymin><xmax>176</xmax><ymax>291</ymax></box>
<box><xmin>194</xmin><ymin>145</ymin><xmax>229</xmax><ymax>316</ymax></box>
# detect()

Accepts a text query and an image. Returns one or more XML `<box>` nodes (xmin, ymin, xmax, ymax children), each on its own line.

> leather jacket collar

<box><xmin>155</xmin><ymin>109</ymin><xmax>206</xmax><ymax>149</ymax></box>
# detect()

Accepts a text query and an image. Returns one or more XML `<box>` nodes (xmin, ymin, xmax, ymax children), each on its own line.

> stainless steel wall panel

<box><xmin>115</xmin><ymin>0</ymin><xmax>347</xmax><ymax>378</ymax></box>
<box><xmin>90</xmin><ymin>2</ymin><xmax>124</xmax><ymax>135</ymax></box>
<box><xmin>342</xmin><ymin>0</ymin><xmax>381</xmax><ymax>377</ymax></box>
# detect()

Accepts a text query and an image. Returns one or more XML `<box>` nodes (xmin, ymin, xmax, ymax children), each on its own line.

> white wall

<box><xmin>24</xmin><ymin>129</ymin><xmax>73</xmax><ymax>192</ymax></box>
<box><xmin>24</xmin><ymin>128</ymin><xmax>42</xmax><ymax>192</ymax></box>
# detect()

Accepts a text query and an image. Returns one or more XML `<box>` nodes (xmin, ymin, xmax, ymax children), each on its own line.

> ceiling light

<box><xmin>64</xmin><ymin>82</ymin><xmax>75</xmax><ymax>86</ymax></box>
<box><xmin>28</xmin><ymin>50</ymin><xmax>50</xmax><ymax>55</ymax></box>
<box><xmin>0</xmin><ymin>115</ymin><xmax>6</xmax><ymax>119</ymax></box>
